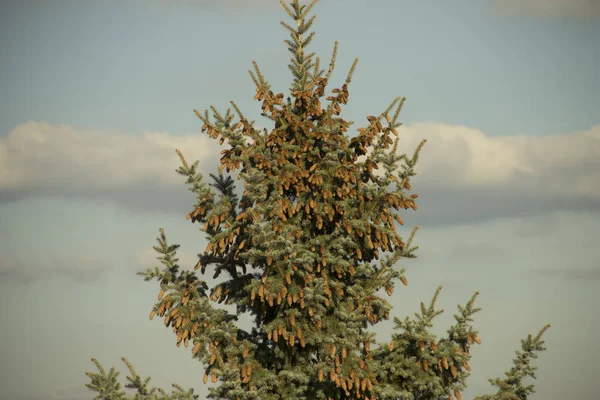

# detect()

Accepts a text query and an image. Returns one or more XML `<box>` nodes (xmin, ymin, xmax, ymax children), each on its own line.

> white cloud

<box><xmin>534</xmin><ymin>266</ymin><xmax>600</xmax><ymax>281</ymax></box>
<box><xmin>512</xmin><ymin>213</ymin><xmax>559</xmax><ymax>237</ymax></box>
<box><xmin>397</xmin><ymin>122</ymin><xmax>600</xmax><ymax>197</ymax></box>
<box><xmin>0</xmin><ymin>120</ymin><xmax>222</xmax><ymax>192</ymax></box>
<box><xmin>492</xmin><ymin>0</ymin><xmax>600</xmax><ymax>20</ymax></box>
<box><xmin>1</xmin><ymin>120</ymin><xmax>599</xmax><ymax>225</ymax></box>
<box><xmin>393</xmin><ymin>122</ymin><xmax>600</xmax><ymax>225</ymax></box>
<box><xmin>395</xmin><ymin>123</ymin><xmax>535</xmax><ymax>186</ymax></box>
<box><xmin>0</xmin><ymin>254</ymin><xmax>110</xmax><ymax>284</ymax></box>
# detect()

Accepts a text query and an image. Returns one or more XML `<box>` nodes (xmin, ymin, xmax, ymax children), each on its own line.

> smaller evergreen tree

<box><xmin>474</xmin><ymin>324</ymin><xmax>551</xmax><ymax>400</ymax></box>
<box><xmin>85</xmin><ymin>357</ymin><xmax>200</xmax><ymax>400</ymax></box>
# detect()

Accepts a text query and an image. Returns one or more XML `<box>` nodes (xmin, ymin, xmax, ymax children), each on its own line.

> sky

<box><xmin>0</xmin><ymin>0</ymin><xmax>598</xmax><ymax>399</ymax></box>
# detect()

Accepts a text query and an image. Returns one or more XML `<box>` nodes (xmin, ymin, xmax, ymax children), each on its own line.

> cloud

<box><xmin>392</xmin><ymin>122</ymin><xmax>600</xmax><ymax>226</ymax></box>
<box><xmin>0</xmin><ymin>120</ymin><xmax>223</xmax><ymax>212</ymax></box>
<box><xmin>1</xmin><ymin>120</ymin><xmax>599</xmax><ymax>226</ymax></box>
<box><xmin>533</xmin><ymin>266</ymin><xmax>600</xmax><ymax>282</ymax></box>
<box><xmin>446</xmin><ymin>242</ymin><xmax>507</xmax><ymax>261</ymax></box>
<box><xmin>512</xmin><ymin>213</ymin><xmax>559</xmax><ymax>238</ymax></box>
<box><xmin>0</xmin><ymin>254</ymin><xmax>110</xmax><ymax>284</ymax></box>
<box><xmin>491</xmin><ymin>0</ymin><xmax>600</xmax><ymax>20</ymax></box>
<box><xmin>0</xmin><ymin>121</ymin><xmax>221</xmax><ymax>191</ymax></box>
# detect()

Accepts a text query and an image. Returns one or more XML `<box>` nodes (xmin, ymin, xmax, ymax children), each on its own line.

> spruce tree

<box><xmin>86</xmin><ymin>1</ymin><xmax>550</xmax><ymax>399</ymax></box>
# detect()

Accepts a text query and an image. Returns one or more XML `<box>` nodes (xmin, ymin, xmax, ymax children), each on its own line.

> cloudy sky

<box><xmin>0</xmin><ymin>0</ymin><xmax>599</xmax><ymax>399</ymax></box>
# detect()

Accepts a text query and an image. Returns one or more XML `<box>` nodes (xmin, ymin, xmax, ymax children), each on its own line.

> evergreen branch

<box><xmin>325</xmin><ymin>41</ymin><xmax>338</xmax><ymax>83</ymax></box>
<box><xmin>85</xmin><ymin>358</ymin><xmax>198</xmax><ymax>400</ymax></box>
<box><xmin>279</xmin><ymin>0</ymin><xmax>295</xmax><ymax>19</ymax></box>
<box><xmin>391</xmin><ymin>96</ymin><xmax>406</xmax><ymax>124</ymax></box>
<box><xmin>405</xmin><ymin>225</ymin><xmax>419</xmax><ymax>249</ymax></box>
<box><xmin>252</xmin><ymin>60</ymin><xmax>269</xmax><ymax>88</ymax></box>
<box><xmin>475</xmin><ymin>324</ymin><xmax>551</xmax><ymax>400</ymax></box>
<box><xmin>85</xmin><ymin>358</ymin><xmax>128</xmax><ymax>400</ymax></box>
<box><xmin>280</xmin><ymin>20</ymin><xmax>296</xmax><ymax>36</ymax></box>
<box><xmin>300</xmin><ymin>0</ymin><xmax>319</xmax><ymax>19</ymax></box>
<box><xmin>410</xmin><ymin>139</ymin><xmax>427</xmax><ymax>167</ymax></box>
<box><xmin>303</xmin><ymin>14</ymin><xmax>317</xmax><ymax>34</ymax></box>
<box><xmin>416</xmin><ymin>285</ymin><xmax>445</xmax><ymax>328</ymax></box>
<box><xmin>345</xmin><ymin>58</ymin><xmax>359</xmax><ymax>86</ymax></box>
<box><xmin>429</xmin><ymin>285</ymin><xmax>444</xmax><ymax>314</ymax></box>
<box><xmin>312</xmin><ymin>55</ymin><xmax>322</xmax><ymax>80</ymax></box>
<box><xmin>230</xmin><ymin>101</ymin><xmax>245</xmax><ymax>121</ymax></box>
<box><xmin>302</xmin><ymin>31</ymin><xmax>316</xmax><ymax>48</ymax></box>
<box><xmin>248</xmin><ymin>68</ymin><xmax>260</xmax><ymax>89</ymax></box>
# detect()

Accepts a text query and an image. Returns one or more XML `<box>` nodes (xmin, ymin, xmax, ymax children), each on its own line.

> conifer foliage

<box><xmin>86</xmin><ymin>1</ymin><xmax>550</xmax><ymax>399</ymax></box>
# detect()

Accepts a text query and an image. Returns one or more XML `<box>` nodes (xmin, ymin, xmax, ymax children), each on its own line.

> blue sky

<box><xmin>0</xmin><ymin>1</ymin><xmax>599</xmax><ymax>399</ymax></box>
